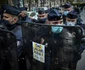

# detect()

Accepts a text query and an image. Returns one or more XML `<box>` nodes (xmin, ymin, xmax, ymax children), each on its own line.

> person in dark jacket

<box><xmin>1</xmin><ymin>4</ymin><xmax>23</xmax><ymax>57</ymax></box>
<box><xmin>32</xmin><ymin>9</ymin><xmax>82</xmax><ymax>70</ymax></box>
<box><xmin>19</xmin><ymin>9</ymin><xmax>32</xmax><ymax>23</ymax></box>
<box><xmin>65</xmin><ymin>10</ymin><xmax>78</xmax><ymax>26</ymax></box>
<box><xmin>62</xmin><ymin>2</ymin><xmax>73</xmax><ymax>24</ymax></box>
<box><xmin>35</xmin><ymin>10</ymin><xmax>47</xmax><ymax>24</ymax></box>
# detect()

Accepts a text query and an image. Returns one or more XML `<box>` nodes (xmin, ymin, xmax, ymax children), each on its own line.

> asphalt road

<box><xmin>76</xmin><ymin>50</ymin><xmax>85</xmax><ymax>70</ymax></box>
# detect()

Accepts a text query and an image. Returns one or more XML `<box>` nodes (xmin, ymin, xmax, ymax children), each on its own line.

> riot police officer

<box><xmin>36</xmin><ymin>10</ymin><xmax>47</xmax><ymax>24</ymax></box>
<box><xmin>62</xmin><ymin>2</ymin><xmax>73</xmax><ymax>24</ymax></box>
<box><xmin>65</xmin><ymin>10</ymin><xmax>78</xmax><ymax>26</ymax></box>
<box><xmin>65</xmin><ymin>10</ymin><xmax>85</xmax><ymax>54</ymax></box>
<box><xmin>48</xmin><ymin>9</ymin><xmax>82</xmax><ymax>70</ymax></box>
<box><xmin>1</xmin><ymin>4</ymin><xmax>23</xmax><ymax>57</ymax></box>
<box><xmin>33</xmin><ymin>9</ymin><xmax>82</xmax><ymax>70</ymax></box>
<box><xmin>19</xmin><ymin>9</ymin><xmax>33</xmax><ymax>23</ymax></box>
<box><xmin>62</xmin><ymin>2</ymin><xmax>83</xmax><ymax>25</ymax></box>
<box><xmin>62</xmin><ymin>2</ymin><xmax>72</xmax><ymax>15</ymax></box>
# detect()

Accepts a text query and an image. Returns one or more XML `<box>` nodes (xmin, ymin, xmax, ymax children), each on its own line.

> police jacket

<box><xmin>21</xmin><ymin>15</ymin><xmax>33</xmax><ymax>23</ymax></box>
<box><xmin>11</xmin><ymin>25</ymin><xmax>23</xmax><ymax>56</ymax></box>
<box><xmin>0</xmin><ymin>20</ymin><xmax>23</xmax><ymax>56</ymax></box>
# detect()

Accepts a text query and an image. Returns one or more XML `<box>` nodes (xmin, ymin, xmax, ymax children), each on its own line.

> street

<box><xmin>76</xmin><ymin>9</ymin><xmax>85</xmax><ymax>70</ymax></box>
<box><xmin>76</xmin><ymin>50</ymin><xmax>85</xmax><ymax>70</ymax></box>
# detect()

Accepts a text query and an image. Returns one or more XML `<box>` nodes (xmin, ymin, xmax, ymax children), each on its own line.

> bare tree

<box><xmin>35</xmin><ymin>0</ymin><xmax>38</xmax><ymax>7</ymax></box>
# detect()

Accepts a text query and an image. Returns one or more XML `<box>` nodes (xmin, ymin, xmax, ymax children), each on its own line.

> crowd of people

<box><xmin>0</xmin><ymin>2</ymin><xmax>85</xmax><ymax>70</ymax></box>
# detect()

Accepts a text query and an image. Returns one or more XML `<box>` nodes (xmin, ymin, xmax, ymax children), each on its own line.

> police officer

<box><xmin>48</xmin><ymin>9</ymin><xmax>82</xmax><ymax>70</ymax></box>
<box><xmin>1</xmin><ymin>4</ymin><xmax>23</xmax><ymax>57</ymax></box>
<box><xmin>62</xmin><ymin>3</ymin><xmax>83</xmax><ymax>25</ymax></box>
<box><xmin>65</xmin><ymin>10</ymin><xmax>83</xmax><ymax>25</ymax></box>
<box><xmin>62</xmin><ymin>2</ymin><xmax>73</xmax><ymax>24</ymax></box>
<box><xmin>63</xmin><ymin>2</ymin><xmax>72</xmax><ymax>15</ymax></box>
<box><xmin>33</xmin><ymin>9</ymin><xmax>81</xmax><ymax>70</ymax></box>
<box><xmin>65</xmin><ymin>10</ymin><xmax>85</xmax><ymax>54</ymax></box>
<box><xmin>19</xmin><ymin>8</ymin><xmax>32</xmax><ymax>23</ymax></box>
<box><xmin>36</xmin><ymin>10</ymin><xmax>47</xmax><ymax>24</ymax></box>
<box><xmin>65</xmin><ymin>10</ymin><xmax>78</xmax><ymax>26</ymax></box>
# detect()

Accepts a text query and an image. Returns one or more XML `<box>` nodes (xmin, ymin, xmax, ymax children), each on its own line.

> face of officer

<box><xmin>38</xmin><ymin>13</ymin><xmax>47</xmax><ymax>23</ymax></box>
<box><xmin>47</xmin><ymin>19</ymin><xmax>63</xmax><ymax>25</ymax></box>
<box><xmin>63</xmin><ymin>7</ymin><xmax>72</xmax><ymax>16</ymax></box>
<box><xmin>38</xmin><ymin>13</ymin><xmax>47</xmax><ymax>19</ymax></box>
<box><xmin>46</xmin><ymin>19</ymin><xmax>63</xmax><ymax>34</ymax></box>
<box><xmin>3</xmin><ymin>13</ymin><xmax>19</xmax><ymax>24</ymax></box>
<box><xmin>66</xmin><ymin>17</ymin><xmax>77</xmax><ymax>26</ymax></box>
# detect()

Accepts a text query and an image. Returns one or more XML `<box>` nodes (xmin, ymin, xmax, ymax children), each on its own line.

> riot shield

<box><xmin>0</xmin><ymin>29</ymin><xmax>19</xmax><ymax>70</ymax></box>
<box><xmin>21</xmin><ymin>23</ymin><xmax>83</xmax><ymax>70</ymax></box>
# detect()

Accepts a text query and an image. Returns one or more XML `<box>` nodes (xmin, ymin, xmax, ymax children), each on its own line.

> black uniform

<box><xmin>1</xmin><ymin>4</ymin><xmax>23</xmax><ymax>57</ymax></box>
<box><xmin>36</xmin><ymin>10</ymin><xmax>47</xmax><ymax>24</ymax></box>
<box><xmin>31</xmin><ymin>9</ymin><xmax>82</xmax><ymax>70</ymax></box>
<box><xmin>32</xmin><ymin>25</ymin><xmax>82</xmax><ymax>70</ymax></box>
<box><xmin>62</xmin><ymin>2</ymin><xmax>72</xmax><ymax>24</ymax></box>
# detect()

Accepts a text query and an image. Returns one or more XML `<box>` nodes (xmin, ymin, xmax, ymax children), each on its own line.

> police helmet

<box><xmin>47</xmin><ymin>9</ymin><xmax>62</xmax><ymax>21</ymax></box>
<box><xmin>1</xmin><ymin>4</ymin><xmax>21</xmax><ymax>16</ymax></box>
